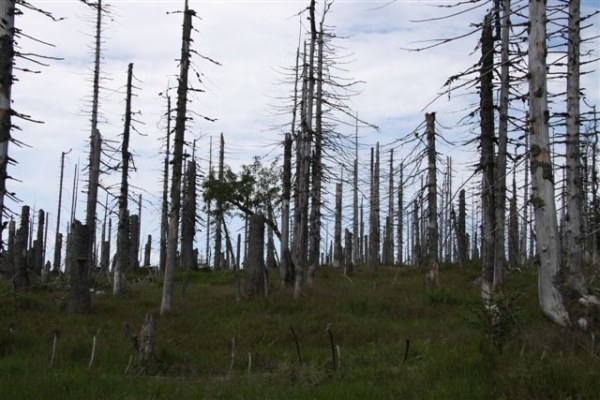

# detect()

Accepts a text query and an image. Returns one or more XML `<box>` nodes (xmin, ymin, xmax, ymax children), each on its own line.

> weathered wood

<box><xmin>68</xmin><ymin>220</ymin><xmax>91</xmax><ymax>314</ymax></box>
<box><xmin>244</xmin><ymin>214</ymin><xmax>266</xmax><ymax>299</ymax></box>
<box><xmin>425</xmin><ymin>113</ymin><xmax>438</xmax><ymax>267</ymax></box>
<box><xmin>161</xmin><ymin>2</ymin><xmax>194</xmax><ymax>315</ymax></box>
<box><xmin>528</xmin><ymin>0</ymin><xmax>569</xmax><ymax>326</ymax></box>
<box><xmin>13</xmin><ymin>206</ymin><xmax>30</xmax><ymax>291</ymax></box>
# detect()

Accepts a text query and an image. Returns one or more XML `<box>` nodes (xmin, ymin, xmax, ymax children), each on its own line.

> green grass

<box><xmin>0</xmin><ymin>263</ymin><xmax>598</xmax><ymax>399</ymax></box>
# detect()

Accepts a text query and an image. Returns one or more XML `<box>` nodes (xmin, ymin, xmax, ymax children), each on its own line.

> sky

<box><xmin>9</xmin><ymin>0</ymin><xmax>600</xmax><ymax>265</ymax></box>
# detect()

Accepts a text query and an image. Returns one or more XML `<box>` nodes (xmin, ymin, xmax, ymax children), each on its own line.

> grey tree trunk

<box><xmin>214</xmin><ymin>133</ymin><xmax>225</xmax><ymax>270</ymax></box>
<box><xmin>142</xmin><ymin>235</ymin><xmax>150</xmax><ymax>268</ymax></box>
<box><xmin>508</xmin><ymin>172</ymin><xmax>519</xmax><ymax>270</ymax></box>
<box><xmin>244</xmin><ymin>214</ymin><xmax>266</xmax><ymax>299</ymax></box>
<box><xmin>353</xmin><ymin>116</ymin><xmax>360</xmax><ymax>264</ymax></box>
<box><xmin>280</xmin><ymin>133</ymin><xmax>293</xmax><ymax>286</ymax></box>
<box><xmin>159</xmin><ymin>95</ymin><xmax>171</xmax><ymax>273</ymax></box>
<box><xmin>33</xmin><ymin>210</ymin><xmax>45</xmax><ymax>275</ymax></box>
<box><xmin>114</xmin><ymin>63</ymin><xmax>133</xmax><ymax>295</ymax></box>
<box><xmin>13</xmin><ymin>206</ymin><xmax>29</xmax><ymax>291</ymax></box>
<box><xmin>528</xmin><ymin>0</ymin><xmax>570</xmax><ymax>327</ymax></box>
<box><xmin>385</xmin><ymin>149</ymin><xmax>394</xmax><ymax>265</ymax></box>
<box><xmin>129</xmin><ymin>214</ymin><xmax>140</xmax><ymax>272</ymax></box>
<box><xmin>369</xmin><ymin>143</ymin><xmax>380</xmax><ymax>270</ymax></box>
<box><xmin>53</xmin><ymin>150</ymin><xmax>68</xmax><ymax>272</ymax></box>
<box><xmin>397</xmin><ymin>162</ymin><xmax>404</xmax><ymax>265</ymax></box>
<box><xmin>425</xmin><ymin>113</ymin><xmax>438</xmax><ymax>267</ymax></box>
<box><xmin>85</xmin><ymin>0</ymin><xmax>104</xmax><ymax>272</ymax></box>
<box><xmin>493</xmin><ymin>0</ymin><xmax>511</xmax><ymax>292</ymax></box>
<box><xmin>68</xmin><ymin>220</ymin><xmax>91</xmax><ymax>314</ymax></box>
<box><xmin>181</xmin><ymin>159</ymin><xmax>197</xmax><ymax>270</ymax></box>
<box><xmin>344</xmin><ymin>228</ymin><xmax>353</xmax><ymax>274</ymax></box>
<box><xmin>564</xmin><ymin>0</ymin><xmax>585</xmax><ymax>292</ymax></box>
<box><xmin>333</xmin><ymin>181</ymin><xmax>343</xmax><ymax>268</ymax></box>
<box><xmin>308</xmin><ymin>10</ymin><xmax>325</xmax><ymax>281</ymax></box>
<box><xmin>161</xmin><ymin>2</ymin><xmax>193</xmax><ymax>315</ymax></box>
<box><xmin>480</xmin><ymin>14</ymin><xmax>496</xmax><ymax>300</ymax></box>
<box><xmin>456</xmin><ymin>189</ymin><xmax>468</xmax><ymax>266</ymax></box>
<box><xmin>522</xmin><ymin>122</ymin><xmax>530</xmax><ymax>263</ymax></box>
<box><xmin>0</xmin><ymin>0</ymin><xmax>15</xmax><ymax>246</ymax></box>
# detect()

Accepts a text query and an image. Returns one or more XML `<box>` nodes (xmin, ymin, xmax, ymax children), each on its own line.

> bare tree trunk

<box><xmin>161</xmin><ymin>2</ymin><xmax>193</xmax><ymax>315</ymax></box>
<box><xmin>480</xmin><ymin>14</ymin><xmax>496</xmax><ymax>300</ymax></box>
<box><xmin>397</xmin><ymin>162</ymin><xmax>404</xmax><ymax>266</ymax></box>
<box><xmin>528</xmin><ymin>0</ymin><xmax>569</xmax><ymax>326</ymax></box>
<box><xmin>369</xmin><ymin>144</ymin><xmax>380</xmax><ymax>270</ymax></box>
<box><xmin>181</xmin><ymin>159</ymin><xmax>197</xmax><ymax>270</ymax></box>
<box><xmin>386</xmin><ymin>149</ymin><xmax>394</xmax><ymax>265</ymax></box>
<box><xmin>0</xmin><ymin>0</ymin><xmax>15</xmax><ymax>247</ymax></box>
<box><xmin>13</xmin><ymin>206</ymin><xmax>29</xmax><ymax>291</ymax></box>
<box><xmin>332</xmin><ymin>181</ymin><xmax>343</xmax><ymax>268</ymax></box>
<box><xmin>564</xmin><ymin>0</ymin><xmax>585</xmax><ymax>292</ymax></box>
<box><xmin>308</xmin><ymin>9</ymin><xmax>326</xmax><ymax>282</ymax></box>
<box><xmin>159</xmin><ymin>95</ymin><xmax>171</xmax><ymax>273</ymax></box>
<box><xmin>114</xmin><ymin>63</ymin><xmax>134</xmax><ymax>295</ymax></box>
<box><xmin>244</xmin><ymin>214</ymin><xmax>266</xmax><ymax>299</ymax></box>
<box><xmin>344</xmin><ymin>228</ymin><xmax>353</xmax><ymax>274</ymax></box>
<box><xmin>33</xmin><ymin>210</ymin><xmax>45</xmax><ymax>275</ymax></box>
<box><xmin>68</xmin><ymin>220</ymin><xmax>91</xmax><ymax>314</ymax></box>
<box><xmin>508</xmin><ymin>171</ymin><xmax>519</xmax><ymax>270</ymax></box>
<box><xmin>214</xmin><ymin>133</ymin><xmax>224</xmax><ymax>270</ymax></box>
<box><xmin>425</xmin><ymin>113</ymin><xmax>438</xmax><ymax>268</ymax></box>
<box><xmin>129</xmin><ymin>214</ymin><xmax>140</xmax><ymax>272</ymax></box>
<box><xmin>143</xmin><ymin>235</ymin><xmax>151</xmax><ymax>268</ymax></box>
<box><xmin>522</xmin><ymin>122</ymin><xmax>530</xmax><ymax>263</ymax></box>
<box><xmin>493</xmin><ymin>0</ymin><xmax>511</xmax><ymax>292</ymax></box>
<box><xmin>280</xmin><ymin>133</ymin><xmax>293</xmax><ymax>286</ymax></box>
<box><xmin>456</xmin><ymin>189</ymin><xmax>468</xmax><ymax>267</ymax></box>
<box><xmin>85</xmin><ymin>0</ymin><xmax>104</xmax><ymax>272</ymax></box>
<box><xmin>353</xmin><ymin>115</ymin><xmax>360</xmax><ymax>264</ymax></box>
<box><xmin>53</xmin><ymin>150</ymin><xmax>69</xmax><ymax>272</ymax></box>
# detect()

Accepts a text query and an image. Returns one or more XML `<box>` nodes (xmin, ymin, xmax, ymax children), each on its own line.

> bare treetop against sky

<box><xmin>9</xmin><ymin>0</ymin><xmax>600</xmax><ymax>259</ymax></box>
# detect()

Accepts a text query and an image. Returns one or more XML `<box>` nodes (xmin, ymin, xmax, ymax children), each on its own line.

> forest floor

<box><xmin>0</xmin><ymin>262</ymin><xmax>599</xmax><ymax>399</ymax></box>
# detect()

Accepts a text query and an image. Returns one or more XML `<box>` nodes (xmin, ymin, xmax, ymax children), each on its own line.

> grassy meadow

<box><xmin>0</xmin><ymin>263</ymin><xmax>598</xmax><ymax>399</ymax></box>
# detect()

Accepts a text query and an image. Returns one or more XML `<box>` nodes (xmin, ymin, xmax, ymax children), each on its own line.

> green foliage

<box><xmin>0</xmin><ymin>266</ymin><xmax>598</xmax><ymax>399</ymax></box>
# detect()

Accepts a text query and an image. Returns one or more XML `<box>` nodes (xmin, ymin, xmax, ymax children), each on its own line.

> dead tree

<box><xmin>161</xmin><ymin>1</ymin><xmax>194</xmax><ymax>315</ymax></box>
<box><xmin>564</xmin><ymin>0</ymin><xmax>585</xmax><ymax>292</ymax></box>
<box><xmin>0</xmin><ymin>0</ymin><xmax>15</xmax><ymax>246</ymax></box>
<box><xmin>528</xmin><ymin>0</ymin><xmax>569</xmax><ymax>327</ymax></box>
<box><xmin>456</xmin><ymin>189</ymin><xmax>468</xmax><ymax>267</ymax></box>
<box><xmin>244</xmin><ymin>214</ymin><xmax>266</xmax><ymax>299</ymax></box>
<box><xmin>344</xmin><ymin>228</ymin><xmax>353</xmax><ymax>274</ymax></box>
<box><xmin>114</xmin><ymin>63</ymin><xmax>133</xmax><ymax>295</ymax></box>
<box><xmin>33</xmin><ymin>209</ymin><xmax>44</xmax><ymax>275</ymax></box>
<box><xmin>384</xmin><ymin>149</ymin><xmax>394</xmax><ymax>265</ymax></box>
<box><xmin>68</xmin><ymin>220</ymin><xmax>91</xmax><ymax>314</ymax></box>
<box><xmin>214</xmin><ymin>133</ymin><xmax>224</xmax><ymax>270</ymax></box>
<box><xmin>397</xmin><ymin>162</ymin><xmax>404</xmax><ymax>266</ymax></box>
<box><xmin>280</xmin><ymin>133</ymin><xmax>293</xmax><ymax>286</ymax></box>
<box><xmin>332</xmin><ymin>180</ymin><xmax>343</xmax><ymax>268</ymax></box>
<box><xmin>425</xmin><ymin>113</ymin><xmax>438</xmax><ymax>268</ymax></box>
<box><xmin>159</xmin><ymin>95</ymin><xmax>171</xmax><ymax>273</ymax></box>
<box><xmin>84</xmin><ymin>0</ymin><xmax>104</xmax><ymax>272</ymax></box>
<box><xmin>480</xmin><ymin>14</ymin><xmax>496</xmax><ymax>301</ymax></box>
<box><xmin>143</xmin><ymin>234</ymin><xmax>151</xmax><ymax>268</ymax></box>
<box><xmin>181</xmin><ymin>158</ymin><xmax>197</xmax><ymax>270</ymax></box>
<box><xmin>493</xmin><ymin>0</ymin><xmax>511</xmax><ymax>292</ymax></box>
<box><xmin>353</xmin><ymin>116</ymin><xmax>360</xmax><ymax>264</ymax></box>
<box><xmin>53</xmin><ymin>150</ymin><xmax>69</xmax><ymax>272</ymax></box>
<box><xmin>13</xmin><ymin>206</ymin><xmax>29</xmax><ymax>291</ymax></box>
<box><xmin>369</xmin><ymin>144</ymin><xmax>381</xmax><ymax>270</ymax></box>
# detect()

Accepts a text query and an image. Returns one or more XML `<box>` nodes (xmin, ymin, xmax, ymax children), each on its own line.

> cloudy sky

<box><xmin>10</xmin><ymin>0</ymin><xmax>600</xmax><ymax>263</ymax></box>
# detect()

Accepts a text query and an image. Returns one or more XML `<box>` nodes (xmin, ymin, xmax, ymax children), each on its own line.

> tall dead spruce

<box><xmin>161</xmin><ymin>1</ymin><xmax>194</xmax><ymax>315</ymax></box>
<box><xmin>528</xmin><ymin>0</ymin><xmax>569</xmax><ymax>327</ymax></box>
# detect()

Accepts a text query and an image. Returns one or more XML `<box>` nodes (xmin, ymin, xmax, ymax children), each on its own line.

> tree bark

<box><xmin>244</xmin><ymin>214</ymin><xmax>266</xmax><ymax>299</ymax></box>
<box><xmin>369</xmin><ymin>144</ymin><xmax>381</xmax><ymax>270</ymax></box>
<box><xmin>214</xmin><ymin>133</ymin><xmax>225</xmax><ymax>270</ymax></box>
<box><xmin>181</xmin><ymin>159</ymin><xmax>197</xmax><ymax>270</ymax></box>
<box><xmin>68</xmin><ymin>220</ymin><xmax>91</xmax><ymax>314</ymax></box>
<box><xmin>161</xmin><ymin>2</ymin><xmax>193</xmax><ymax>315</ymax></box>
<box><xmin>0</xmin><ymin>0</ymin><xmax>15</xmax><ymax>246</ymax></box>
<box><xmin>280</xmin><ymin>133</ymin><xmax>293</xmax><ymax>286</ymax></box>
<box><xmin>480</xmin><ymin>14</ymin><xmax>496</xmax><ymax>300</ymax></box>
<box><xmin>528</xmin><ymin>0</ymin><xmax>569</xmax><ymax>326</ymax></box>
<box><xmin>425</xmin><ymin>113</ymin><xmax>438</xmax><ymax>267</ymax></box>
<box><xmin>564</xmin><ymin>0</ymin><xmax>585</xmax><ymax>292</ymax></box>
<box><xmin>332</xmin><ymin>181</ymin><xmax>343</xmax><ymax>268</ymax></box>
<box><xmin>115</xmin><ymin>63</ymin><xmax>133</xmax><ymax>295</ymax></box>
<box><xmin>159</xmin><ymin>95</ymin><xmax>171</xmax><ymax>273</ymax></box>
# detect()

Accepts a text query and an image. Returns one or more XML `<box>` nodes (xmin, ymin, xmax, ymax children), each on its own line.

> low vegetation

<box><xmin>0</xmin><ymin>263</ymin><xmax>598</xmax><ymax>399</ymax></box>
